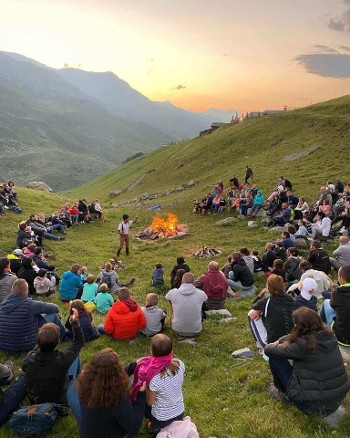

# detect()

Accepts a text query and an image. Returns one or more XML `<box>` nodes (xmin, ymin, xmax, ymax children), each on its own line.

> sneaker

<box><xmin>2</xmin><ymin>361</ymin><xmax>14</xmax><ymax>384</ymax></box>
<box><xmin>59</xmin><ymin>236</ymin><xmax>66</xmax><ymax>240</ymax></box>
<box><xmin>128</xmin><ymin>278</ymin><xmax>135</xmax><ymax>286</ymax></box>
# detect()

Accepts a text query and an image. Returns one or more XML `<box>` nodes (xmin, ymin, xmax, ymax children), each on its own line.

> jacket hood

<box><xmin>178</xmin><ymin>283</ymin><xmax>197</xmax><ymax>296</ymax></box>
<box><xmin>0</xmin><ymin>294</ymin><xmax>29</xmax><ymax>314</ymax></box>
<box><xmin>113</xmin><ymin>299</ymin><xmax>138</xmax><ymax>314</ymax></box>
<box><xmin>232</xmin><ymin>257</ymin><xmax>246</xmax><ymax>266</ymax></box>
<box><xmin>176</xmin><ymin>257</ymin><xmax>185</xmax><ymax>265</ymax></box>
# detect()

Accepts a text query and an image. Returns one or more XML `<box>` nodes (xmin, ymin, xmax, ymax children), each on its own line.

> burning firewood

<box><xmin>135</xmin><ymin>212</ymin><xmax>188</xmax><ymax>241</ymax></box>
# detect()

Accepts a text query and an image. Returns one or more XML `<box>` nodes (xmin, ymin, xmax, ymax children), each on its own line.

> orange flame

<box><xmin>150</xmin><ymin>212</ymin><xmax>179</xmax><ymax>236</ymax></box>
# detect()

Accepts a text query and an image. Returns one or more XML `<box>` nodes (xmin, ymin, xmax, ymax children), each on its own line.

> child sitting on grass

<box><xmin>65</xmin><ymin>299</ymin><xmax>99</xmax><ymax>342</ymax></box>
<box><xmin>94</xmin><ymin>283</ymin><xmax>114</xmax><ymax>314</ymax></box>
<box><xmin>80</xmin><ymin>266</ymin><xmax>89</xmax><ymax>283</ymax></box>
<box><xmin>81</xmin><ymin>274</ymin><xmax>98</xmax><ymax>303</ymax></box>
<box><xmin>141</xmin><ymin>293</ymin><xmax>167</xmax><ymax>337</ymax></box>
<box><xmin>152</xmin><ymin>263</ymin><xmax>164</xmax><ymax>287</ymax></box>
<box><xmin>130</xmin><ymin>334</ymin><xmax>185</xmax><ymax>435</ymax></box>
<box><xmin>33</xmin><ymin>268</ymin><xmax>56</xmax><ymax>296</ymax></box>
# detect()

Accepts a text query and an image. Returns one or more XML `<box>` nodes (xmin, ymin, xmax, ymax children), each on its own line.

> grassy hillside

<box><xmin>1</xmin><ymin>95</ymin><xmax>350</xmax><ymax>437</ymax></box>
<box><xmin>70</xmin><ymin>94</ymin><xmax>350</xmax><ymax>204</ymax></box>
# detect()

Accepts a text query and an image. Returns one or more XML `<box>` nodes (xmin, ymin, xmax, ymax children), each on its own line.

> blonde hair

<box><xmin>146</xmin><ymin>293</ymin><xmax>159</xmax><ymax>306</ymax></box>
<box><xmin>99</xmin><ymin>283</ymin><xmax>109</xmax><ymax>293</ymax></box>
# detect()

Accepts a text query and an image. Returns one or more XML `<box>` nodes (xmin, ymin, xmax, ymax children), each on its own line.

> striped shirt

<box><xmin>149</xmin><ymin>360</ymin><xmax>185</xmax><ymax>421</ymax></box>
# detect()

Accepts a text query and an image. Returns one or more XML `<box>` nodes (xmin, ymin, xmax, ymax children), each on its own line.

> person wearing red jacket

<box><xmin>198</xmin><ymin>261</ymin><xmax>228</xmax><ymax>310</ymax></box>
<box><xmin>98</xmin><ymin>288</ymin><xmax>146</xmax><ymax>340</ymax></box>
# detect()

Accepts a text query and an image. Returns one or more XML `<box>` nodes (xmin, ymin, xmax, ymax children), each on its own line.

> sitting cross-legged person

<box><xmin>166</xmin><ymin>273</ymin><xmax>207</xmax><ymax>338</ymax></box>
<box><xmin>0</xmin><ymin>279</ymin><xmax>63</xmax><ymax>354</ymax></box>
<box><xmin>22</xmin><ymin>307</ymin><xmax>84</xmax><ymax>415</ymax></box>
<box><xmin>227</xmin><ymin>252</ymin><xmax>255</xmax><ymax>298</ymax></box>
<box><xmin>198</xmin><ymin>261</ymin><xmax>228</xmax><ymax>310</ymax></box>
<box><xmin>98</xmin><ymin>288</ymin><xmax>146</xmax><ymax>340</ymax></box>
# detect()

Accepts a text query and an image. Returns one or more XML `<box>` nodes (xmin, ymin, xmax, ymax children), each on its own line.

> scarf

<box><xmin>131</xmin><ymin>352</ymin><xmax>173</xmax><ymax>401</ymax></box>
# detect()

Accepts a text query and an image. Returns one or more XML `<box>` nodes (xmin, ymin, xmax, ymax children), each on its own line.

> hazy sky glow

<box><xmin>1</xmin><ymin>0</ymin><xmax>350</xmax><ymax>111</ymax></box>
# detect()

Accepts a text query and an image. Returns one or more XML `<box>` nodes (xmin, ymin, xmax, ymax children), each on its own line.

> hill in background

<box><xmin>0</xmin><ymin>51</ymin><xmax>237</xmax><ymax>191</ymax></box>
<box><xmin>69</xmin><ymin>94</ymin><xmax>350</xmax><ymax>205</ymax></box>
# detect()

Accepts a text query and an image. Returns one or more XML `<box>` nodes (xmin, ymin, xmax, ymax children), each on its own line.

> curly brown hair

<box><xmin>77</xmin><ymin>348</ymin><xmax>130</xmax><ymax>408</ymax></box>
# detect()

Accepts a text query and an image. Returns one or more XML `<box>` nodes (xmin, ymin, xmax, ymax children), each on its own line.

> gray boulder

<box><xmin>268</xmin><ymin>226</ymin><xmax>285</xmax><ymax>233</ymax></box>
<box><xmin>248</xmin><ymin>221</ymin><xmax>258</xmax><ymax>228</ymax></box>
<box><xmin>109</xmin><ymin>189</ymin><xmax>123</xmax><ymax>197</ymax></box>
<box><xmin>27</xmin><ymin>181</ymin><xmax>53</xmax><ymax>192</ymax></box>
<box><xmin>217</xmin><ymin>217</ymin><xmax>236</xmax><ymax>226</ymax></box>
<box><xmin>295</xmin><ymin>238</ymin><xmax>309</xmax><ymax>249</ymax></box>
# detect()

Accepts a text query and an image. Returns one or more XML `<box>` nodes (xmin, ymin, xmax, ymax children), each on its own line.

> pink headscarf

<box><xmin>131</xmin><ymin>352</ymin><xmax>173</xmax><ymax>401</ymax></box>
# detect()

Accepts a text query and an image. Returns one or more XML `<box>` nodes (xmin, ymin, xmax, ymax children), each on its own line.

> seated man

<box><xmin>330</xmin><ymin>236</ymin><xmax>350</xmax><ymax>270</ymax></box>
<box><xmin>198</xmin><ymin>261</ymin><xmax>228</xmax><ymax>310</ymax></box>
<box><xmin>262</xmin><ymin>243</ymin><xmax>277</xmax><ymax>272</ymax></box>
<box><xmin>281</xmin><ymin>231</ymin><xmax>294</xmax><ymax>250</ymax></box>
<box><xmin>308</xmin><ymin>240</ymin><xmax>331</xmax><ymax>275</ymax></box>
<box><xmin>0</xmin><ymin>362</ymin><xmax>26</xmax><ymax>426</ymax></box>
<box><xmin>285</xmin><ymin>190</ymin><xmax>299</xmax><ymax>207</ymax></box>
<box><xmin>270</xmin><ymin>203</ymin><xmax>291</xmax><ymax>227</ymax></box>
<box><xmin>99</xmin><ymin>288</ymin><xmax>146</xmax><ymax>340</ymax></box>
<box><xmin>166</xmin><ymin>273</ymin><xmax>207</xmax><ymax>337</ymax></box>
<box><xmin>320</xmin><ymin>265</ymin><xmax>350</xmax><ymax>345</ymax></box>
<box><xmin>22</xmin><ymin>308</ymin><xmax>84</xmax><ymax>411</ymax></box>
<box><xmin>0</xmin><ymin>279</ymin><xmax>61</xmax><ymax>354</ymax></box>
<box><xmin>228</xmin><ymin>252</ymin><xmax>255</xmax><ymax>297</ymax></box>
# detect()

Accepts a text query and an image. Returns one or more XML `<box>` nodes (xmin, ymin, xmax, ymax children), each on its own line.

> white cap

<box><xmin>300</xmin><ymin>278</ymin><xmax>317</xmax><ymax>300</ymax></box>
<box><xmin>13</xmin><ymin>248</ymin><xmax>23</xmax><ymax>256</ymax></box>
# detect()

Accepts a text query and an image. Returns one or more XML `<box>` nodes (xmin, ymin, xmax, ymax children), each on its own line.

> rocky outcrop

<box><xmin>27</xmin><ymin>181</ymin><xmax>53</xmax><ymax>192</ymax></box>
<box><xmin>281</xmin><ymin>146</ymin><xmax>320</xmax><ymax>162</ymax></box>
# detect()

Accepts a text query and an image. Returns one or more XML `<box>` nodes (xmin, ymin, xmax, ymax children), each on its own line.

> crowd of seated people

<box><xmin>0</xmin><ymin>182</ymin><xmax>22</xmax><ymax>215</ymax></box>
<box><xmin>2</xmin><ymin>177</ymin><xmax>350</xmax><ymax>436</ymax></box>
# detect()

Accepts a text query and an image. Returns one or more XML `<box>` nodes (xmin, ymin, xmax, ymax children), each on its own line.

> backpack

<box><xmin>8</xmin><ymin>403</ymin><xmax>60</xmax><ymax>437</ymax></box>
<box><xmin>101</xmin><ymin>272</ymin><xmax>112</xmax><ymax>290</ymax></box>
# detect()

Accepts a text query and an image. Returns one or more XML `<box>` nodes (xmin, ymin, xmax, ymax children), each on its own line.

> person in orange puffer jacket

<box><xmin>98</xmin><ymin>288</ymin><xmax>146</xmax><ymax>340</ymax></box>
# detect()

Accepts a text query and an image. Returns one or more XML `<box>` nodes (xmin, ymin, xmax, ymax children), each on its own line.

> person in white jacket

<box><xmin>311</xmin><ymin>212</ymin><xmax>331</xmax><ymax>238</ymax></box>
<box><xmin>33</xmin><ymin>269</ymin><xmax>56</xmax><ymax>295</ymax></box>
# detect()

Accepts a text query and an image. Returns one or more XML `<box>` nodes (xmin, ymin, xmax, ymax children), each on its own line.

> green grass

<box><xmin>2</xmin><ymin>94</ymin><xmax>350</xmax><ymax>437</ymax></box>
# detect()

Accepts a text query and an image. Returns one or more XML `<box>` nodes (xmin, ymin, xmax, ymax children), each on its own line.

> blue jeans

<box><xmin>43</xmin><ymin>313</ymin><xmax>66</xmax><ymax>339</ymax></box>
<box><xmin>43</xmin><ymin>232</ymin><xmax>60</xmax><ymax>241</ymax></box>
<box><xmin>0</xmin><ymin>374</ymin><xmax>27</xmax><ymax>426</ymax></box>
<box><xmin>250</xmin><ymin>204</ymin><xmax>262</xmax><ymax>215</ymax></box>
<box><xmin>66</xmin><ymin>356</ymin><xmax>81</xmax><ymax>422</ymax></box>
<box><xmin>320</xmin><ymin>299</ymin><xmax>336</xmax><ymax>327</ymax></box>
<box><xmin>97</xmin><ymin>324</ymin><xmax>106</xmax><ymax>334</ymax></box>
<box><xmin>50</xmin><ymin>224</ymin><xmax>65</xmax><ymax>233</ymax></box>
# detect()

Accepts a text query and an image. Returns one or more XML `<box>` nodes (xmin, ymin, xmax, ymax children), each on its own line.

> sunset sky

<box><xmin>1</xmin><ymin>0</ymin><xmax>350</xmax><ymax>112</ymax></box>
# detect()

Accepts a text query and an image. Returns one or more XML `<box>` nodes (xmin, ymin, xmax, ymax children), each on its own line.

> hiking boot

<box><xmin>128</xmin><ymin>278</ymin><xmax>135</xmax><ymax>286</ymax></box>
<box><xmin>268</xmin><ymin>384</ymin><xmax>289</xmax><ymax>403</ymax></box>
<box><xmin>116</xmin><ymin>249</ymin><xmax>121</xmax><ymax>258</ymax></box>
<box><xmin>126</xmin><ymin>248</ymin><xmax>130</xmax><ymax>256</ymax></box>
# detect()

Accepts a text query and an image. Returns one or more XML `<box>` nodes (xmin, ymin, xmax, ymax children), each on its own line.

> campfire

<box><xmin>194</xmin><ymin>247</ymin><xmax>222</xmax><ymax>258</ymax></box>
<box><xmin>135</xmin><ymin>212</ymin><xmax>188</xmax><ymax>240</ymax></box>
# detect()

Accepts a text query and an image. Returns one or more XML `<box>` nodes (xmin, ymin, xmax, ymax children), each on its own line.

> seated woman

<box><xmin>248</xmin><ymin>274</ymin><xmax>294</xmax><ymax>350</ymax></box>
<box><xmin>74</xmin><ymin>348</ymin><xmax>146</xmax><ymax>437</ymax></box>
<box><xmin>264</xmin><ymin>307</ymin><xmax>350</xmax><ymax>418</ymax></box>
<box><xmin>239</xmin><ymin>193</ymin><xmax>253</xmax><ymax>216</ymax></box>
<box><xmin>211</xmin><ymin>194</ymin><xmax>221</xmax><ymax>213</ymax></box>
<box><xmin>249</xmin><ymin>190</ymin><xmax>265</xmax><ymax>217</ymax></box>
<box><xmin>60</xmin><ymin>264</ymin><xmax>83</xmax><ymax>303</ymax></box>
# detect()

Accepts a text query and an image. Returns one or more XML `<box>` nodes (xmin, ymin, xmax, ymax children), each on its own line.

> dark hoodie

<box><xmin>231</xmin><ymin>257</ymin><xmax>254</xmax><ymax>287</ymax></box>
<box><xmin>252</xmin><ymin>294</ymin><xmax>294</xmax><ymax>343</ymax></box>
<box><xmin>330</xmin><ymin>285</ymin><xmax>350</xmax><ymax>345</ymax></box>
<box><xmin>0</xmin><ymin>293</ymin><xmax>59</xmax><ymax>354</ymax></box>
<box><xmin>17</xmin><ymin>257</ymin><xmax>38</xmax><ymax>295</ymax></box>
<box><xmin>265</xmin><ymin>330</ymin><xmax>350</xmax><ymax>407</ymax></box>
<box><xmin>170</xmin><ymin>257</ymin><xmax>190</xmax><ymax>284</ymax></box>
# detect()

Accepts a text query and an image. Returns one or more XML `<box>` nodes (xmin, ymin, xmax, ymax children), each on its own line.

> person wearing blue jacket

<box><xmin>250</xmin><ymin>190</ymin><xmax>265</xmax><ymax>217</ymax></box>
<box><xmin>0</xmin><ymin>279</ymin><xmax>60</xmax><ymax>354</ymax></box>
<box><xmin>60</xmin><ymin>264</ymin><xmax>83</xmax><ymax>302</ymax></box>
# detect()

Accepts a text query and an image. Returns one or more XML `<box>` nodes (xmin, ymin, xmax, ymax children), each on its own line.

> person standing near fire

<box><xmin>116</xmin><ymin>214</ymin><xmax>138</xmax><ymax>257</ymax></box>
